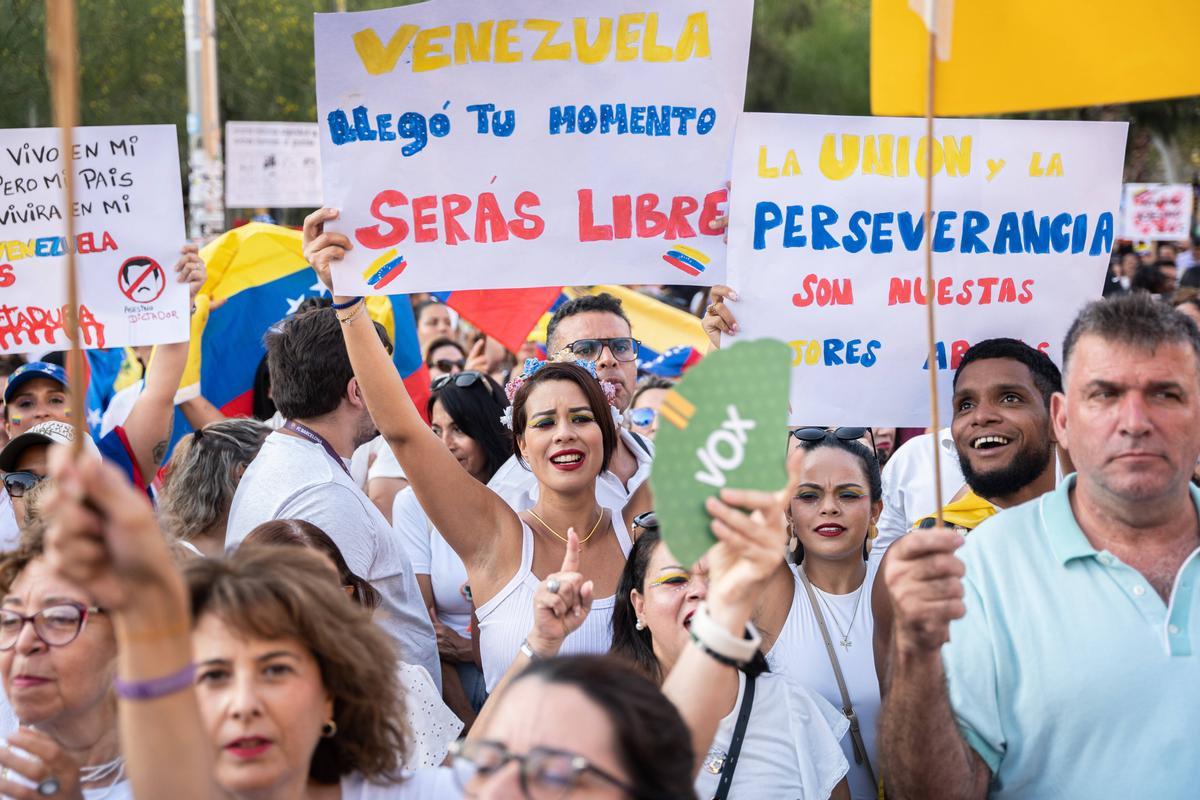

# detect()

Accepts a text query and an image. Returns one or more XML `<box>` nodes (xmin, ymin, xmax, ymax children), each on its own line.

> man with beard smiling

<box><xmin>917</xmin><ymin>338</ymin><xmax>1063</xmax><ymax>533</ymax></box>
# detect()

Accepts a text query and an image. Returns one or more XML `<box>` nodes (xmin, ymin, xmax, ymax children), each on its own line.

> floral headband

<box><xmin>499</xmin><ymin>356</ymin><xmax>620</xmax><ymax>430</ymax></box>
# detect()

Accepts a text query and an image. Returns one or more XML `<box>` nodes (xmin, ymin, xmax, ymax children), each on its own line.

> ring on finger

<box><xmin>546</xmin><ymin>577</ymin><xmax>560</xmax><ymax>594</ymax></box>
<box><xmin>38</xmin><ymin>777</ymin><xmax>60</xmax><ymax>796</ymax></box>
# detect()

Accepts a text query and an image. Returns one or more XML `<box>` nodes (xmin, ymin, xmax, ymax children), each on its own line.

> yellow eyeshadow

<box><xmin>650</xmin><ymin>570</ymin><xmax>690</xmax><ymax>587</ymax></box>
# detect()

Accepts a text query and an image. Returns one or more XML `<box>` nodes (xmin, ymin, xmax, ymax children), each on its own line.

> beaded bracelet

<box><xmin>114</xmin><ymin>663</ymin><xmax>196</xmax><ymax>701</ymax></box>
<box><xmin>331</xmin><ymin>296</ymin><xmax>363</xmax><ymax>310</ymax></box>
<box><xmin>689</xmin><ymin>630</ymin><xmax>745</xmax><ymax>668</ymax></box>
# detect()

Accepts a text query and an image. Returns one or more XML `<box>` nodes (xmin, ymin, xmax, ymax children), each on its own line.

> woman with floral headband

<box><xmin>302</xmin><ymin>209</ymin><xmax>652</xmax><ymax>691</ymax></box>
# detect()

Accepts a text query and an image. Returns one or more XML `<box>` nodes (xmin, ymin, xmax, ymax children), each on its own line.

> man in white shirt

<box><xmin>488</xmin><ymin>292</ymin><xmax>653</xmax><ymax>511</ymax></box>
<box><xmin>225</xmin><ymin>307</ymin><xmax>440</xmax><ymax>689</ymax></box>
<box><xmin>872</xmin><ymin>428</ymin><xmax>964</xmax><ymax>563</ymax></box>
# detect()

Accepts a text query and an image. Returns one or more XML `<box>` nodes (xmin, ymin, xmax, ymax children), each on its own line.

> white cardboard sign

<box><xmin>225</xmin><ymin>121</ymin><xmax>323</xmax><ymax>209</ymax></box>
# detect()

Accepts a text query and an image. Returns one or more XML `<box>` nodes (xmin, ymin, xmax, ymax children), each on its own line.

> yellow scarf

<box><xmin>917</xmin><ymin>490</ymin><xmax>998</xmax><ymax>532</ymax></box>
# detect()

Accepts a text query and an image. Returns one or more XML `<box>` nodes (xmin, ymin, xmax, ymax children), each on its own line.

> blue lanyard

<box><xmin>283</xmin><ymin>420</ymin><xmax>352</xmax><ymax>478</ymax></box>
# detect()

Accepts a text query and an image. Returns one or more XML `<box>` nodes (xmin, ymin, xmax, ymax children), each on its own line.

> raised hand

<box><xmin>174</xmin><ymin>243</ymin><xmax>206</xmax><ymax>303</ymax></box>
<box><xmin>883</xmin><ymin>526</ymin><xmax>967</xmax><ymax>655</ymax></box>
<box><xmin>701</xmin><ymin>285</ymin><xmax>740</xmax><ymax>349</ymax></box>
<box><xmin>525</xmin><ymin>529</ymin><xmax>595</xmax><ymax>658</ymax></box>
<box><xmin>0</xmin><ymin>728</ymin><xmax>85</xmax><ymax>800</ymax></box>
<box><xmin>302</xmin><ymin>207</ymin><xmax>353</xmax><ymax>295</ymax></box>
<box><xmin>702</xmin><ymin>486</ymin><xmax>789</xmax><ymax>610</ymax></box>
<box><xmin>465</xmin><ymin>337</ymin><xmax>489</xmax><ymax>374</ymax></box>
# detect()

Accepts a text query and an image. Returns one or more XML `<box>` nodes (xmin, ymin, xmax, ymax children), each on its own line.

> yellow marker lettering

<box><xmin>352</xmin><ymin>24</ymin><xmax>419</xmax><ymax>76</ymax></box>
<box><xmin>942</xmin><ymin>135</ymin><xmax>972</xmax><ymax>177</ymax></box>
<box><xmin>788</xmin><ymin>340</ymin><xmax>806</xmax><ymax>367</ymax></box>
<box><xmin>453</xmin><ymin>21</ymin><xmax>493</xmax><ymax>64</ymax></box>
<box><xmin>642</xmin><ymin>13</ymin><xmax>673</xmax><ymax>62</ymax></box>
<box><xmin>412</xmin><ymin>25</ymin><xmax>452</xmax><ymax>72</ymax></box>
<box><xmin>897</xmin><ymin>136</ymin><xmax>911</xmax><ymax>177</ymax></box>
<box><xmin>1046</xmin><ymin>153</ymin><xmax>1064</xmax><ymax>176</ymax></box>
<box><xmin>986</xmin><ymin>158</ymin><xmax>1006</xmax><ymax>182</ymax></box>
<box><xmin>1029</xmin><ymin>152</ymin><xmax>1045</xmax><ymax>177</ymax></box>
<box><xmin>615</xmin><ymin>13</ymin><xmax>645</xmax><ymax>61</ymax></box>
<box><xmin>915</xmin><ymin>136</ymin><xmax>945</xmax><ymax>178</ymax></box>
<box><xmin>675</xmin><ymin>11</ymin><xmax>711</xmax><ymax>60</ymax></box>
<box><xmin>818</xmin><ymin>134</ymin><xmax>861</xmax><ymax>181</ymax></box>
<box><xmin>782</xmin><ymin>149</ymin><xmax>801</xmax><ymax>177</ymax></box>
<box><xmin>574</xmin><ymin>17</ymin><xmax>613</xmax><ymax>64</ymax></box>
<box><xmin>758</xmin><ymin>146</ymin><xmax>780</xmax><ymax>179</ymax></box>
<box><xmin>862</xmin><ymin>135</ymin><xmax>895</xmax><ymax>176</ymax></box>
<box><xmin>805</xmin><ymin>340</ymin><xmax>820</xmax><ymax>365</ymax></box>
<box><xmin>526</xmin><ymin>19</ymin><xmax>570</xmax><ymax>61</ymax></box>
<box><xmin>493</xmin><ymin>19</ymin><xmax>521</xmax><ymax>63</ymax></box>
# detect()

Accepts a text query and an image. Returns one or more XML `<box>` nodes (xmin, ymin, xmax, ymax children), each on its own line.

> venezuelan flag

<box><xmin>170</xmin><ymin>223</ymin><xmax>429</xmax><ymax>451</ymax></box>
<box><xmin>528</xmin><ymin>285</ymin><xmax>710</xmax><ymax>367</ymax></box>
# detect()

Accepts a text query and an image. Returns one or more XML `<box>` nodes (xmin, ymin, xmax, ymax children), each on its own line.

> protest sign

<box><xmin>0</xmin><ymin>125</ymin><xmax>188</xmax><ymax>354</ymax></box>
<box><xmin>1119</xmin><ymin>183</ymin><xmax>1194</xmax><ymax>241</ymax></box>
<box><xmin>225</xmin><ymin>122</ymin><xmax>323</xmax><ymax>209</ymax></box>
<box><xmin>727</xmin><ymin>113</ymin><xmax>1128</xmax><ymax>426</ymax></box>
<box><xmin>871</xmin><ymin>0</ymin><xmax>1200</xmax><ymax>116</ymax></box>
<box><xmin>314</xmin><ymin>0</ymin><xmax>752</xmax><ymax>294</ymax></box>
<box><xmin>650</xmin><ymin>338</ymin><xmax>791</xmax><ymax>567</ymax></box>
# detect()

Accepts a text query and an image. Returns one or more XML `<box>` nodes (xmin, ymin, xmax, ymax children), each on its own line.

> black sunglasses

<box><xmin>3</xmin><ymin>471</ymin><xmax>43</xmax><ymax>499</ymax></box>
<box><xmin>791</xmin><ymin>426</ymin><xmax>878</xmax><ymax>457</ymax></box>
<box><xmin>632</xmin><ymin>511</ymin><xmax>658</xmax><ymax>531</ymax></box>
<box><xmin>432</xmin><ymin>358</ymin><xmax>466</xmax><ymax>373</ymax></box>
<box><xmin>431</xmin><ymin>370</ymin><xmax>484</xmax><ymax>392</ymax></box>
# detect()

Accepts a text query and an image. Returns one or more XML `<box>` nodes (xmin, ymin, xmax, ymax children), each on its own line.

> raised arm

<box><xmin>302</xmin><ymin>209</ymin><xmax>521</xmax><ymax>579</ymax></box>
<box><xmin>877</xmin><ymin>528</ymin><xmax>989</xmax><ymax>800</ymax></box>
<box><xmin>122</xmin><ymin>246</ymin><xmax>206</xmax><ymax>484</ymax></box>
<box><xmin>43</xmin><ymin>449</ymin><xmax>218</xmax><ymax>800</ymax></box>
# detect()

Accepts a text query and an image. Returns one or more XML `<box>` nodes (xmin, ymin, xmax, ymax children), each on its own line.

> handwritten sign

<box><xmin>225</xmin><ymin>122</ymin><xmax>323</xmax><ymax>209</ymax></box>
<box><xmin>726</xmin><ymin>113</ymin><xmax>1128</xmax><ymax>426</ymax></box>
<box><xmin>0</xmin><ymin>125</ymin><xmax>188</xmax><ymax>354</ymax></box>
<box><xmin>1120</xmin><ymin>183</ymin><xmax>1194</xmax><ymax>241</ymax></box>
<box><xmin>314</xmin><ymin>0</ymin><xmax>752</xmax><ymax>294</ymax></box>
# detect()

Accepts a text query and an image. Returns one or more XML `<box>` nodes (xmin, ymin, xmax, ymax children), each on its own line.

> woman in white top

<box><xmin>610</xmin><ymin>523</ymin><xmax>851</xmax><ymax>799</ymax></box>
<box><xmin>302</xmin><ymin>209</ymin><xmax>650</xmax><ymax>692</ymax></box>
<box><xmin>393</xmin><ymin>370</ymin><xmax>512</xmax><ymax>722</ymax></box>
<box><xmin>754</xmin><ymin>429</ymin><xmax>886</xmax><ymax>800</ymax></box>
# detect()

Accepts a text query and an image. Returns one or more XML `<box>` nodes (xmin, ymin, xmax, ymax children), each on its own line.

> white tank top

<box><xmin>477</xmin><ymin>519</ymin><xmax>632</xmax><ymax>692</ymax></box>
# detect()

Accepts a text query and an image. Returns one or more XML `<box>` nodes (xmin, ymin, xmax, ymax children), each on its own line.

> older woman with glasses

<box><xmin>0</xmin><ymin>527</ymin><xmax>130</xmax><ymax>799</ymax></box>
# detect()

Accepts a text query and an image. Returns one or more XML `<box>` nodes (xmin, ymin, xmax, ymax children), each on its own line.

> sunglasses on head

<box><xmin>3</xmin><ymin>471</ymin><xmax>43</xmax><ymax>498</ymax></box>
<box><xmin>560</xmin><ymin>337</ymin><xmax>640</xmax><ymax>363</ymax></box>
<box><xmin>431</xmin><ymin>370</ymin><xmax>484</xmax><ymax>392</ymax></box>
<box><xmin>791</xmin><ymin>426</ymin><xmax>877</xmax><ymax>455</ymax></box>
<box><xmin>632</xmin><ymin>511</ymin><xmax>658</xmax><ymax>532</ymax></box>
<box><xmin>628</xmin><ymin>407</ymin><xmax>656</xmax><ymax>428</ymax></box>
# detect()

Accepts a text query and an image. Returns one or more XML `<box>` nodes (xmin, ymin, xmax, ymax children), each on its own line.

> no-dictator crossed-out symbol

<box><xmin>117</xmin><ymin>256</ymin><xmax>166</xmax><ymax>303</ymax></box>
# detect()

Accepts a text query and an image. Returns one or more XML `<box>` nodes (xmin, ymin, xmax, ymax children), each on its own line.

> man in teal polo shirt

<box><xmin>879</xmin><ymin>292</ymin><xmax>1200</xmax><ymax>799</ymax></box>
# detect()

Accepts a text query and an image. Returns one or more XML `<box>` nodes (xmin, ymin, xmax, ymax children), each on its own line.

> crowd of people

<box><xmin>0</xmin><ymin>206</ymin><xmax>1193</xmax><ymax>799</ymax></box>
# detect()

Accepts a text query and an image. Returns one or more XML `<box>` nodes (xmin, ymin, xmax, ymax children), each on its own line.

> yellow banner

<box><xmin>872</xmin><ymin>0</ymin><xmax>1200</xmax><ymax>116</ymax></box>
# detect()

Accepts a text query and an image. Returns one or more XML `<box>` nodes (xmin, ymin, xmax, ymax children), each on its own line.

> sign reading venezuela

<box><xmin>314</xmin><ymin>0</ymin><xmax>753</xmax><ymax>294</ymax></box>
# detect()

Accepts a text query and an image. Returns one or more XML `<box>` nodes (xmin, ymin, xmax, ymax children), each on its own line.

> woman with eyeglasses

<box><xmin>393</xmin><ymin>370</ymin><xmax>510</xmax><ymax>725</ymax></box>
<box><xmin>625</xmin><ymin>376</ymin><xmax>673</xmax><ymax>442</ymax></box>
<box><xmin>301</xmin><ymin>211</ymin><xmax>652</xmax><ymax>694</ymax></box>
<box><xmin>0</xmin><ymin>527</ymin><xmax>130</xmax><ymax>799</ymax></box>
<box><xmin>40</xmin><ymin>443</ymin><xmax>788</xmax><ymax>800</ymax></box>
<box><xmin>747</xmin><ymin>428</ymin><xmax>886</xmax><ymax>800</ymax></box>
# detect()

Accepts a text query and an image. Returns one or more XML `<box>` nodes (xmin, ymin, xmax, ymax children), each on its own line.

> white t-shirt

<box><xmin>397</xmin><ymin>662</ymin><xmax>463</xmax><ymax>769</ymax></box>
<box><xmin>99</xmin><ymin>380</ymin><xmax>142</xmax><ymax>438</ymax></box>
<box><xmin>225</xmin><ymin>431</ymin><xmax>441</xmax><ymax>690</ymax></box>
<box><xmin>368</xmin><ymin>440</ymin><xmax>408</xmax><ymax>482</ymax></box>
<box><xmin>393</xmin><ymin>487</ymin><xmax>472</xmax><ymax>638</ymax></box>
<box><xmin>767</xmin><ymin>562</ymin><xmax>882</xmax><ymax>800</ymax></box>
<box><xmin>486</xmin><ymin>427</ymin><xmax>653</xmax><ymax>512</ymax></box>
<box><xmin>873</xmin><ymin>429</ymin><xmax>964</xmax><ymax>565</ymax></box>
<box><xmin>0</xmin><ymin>491</ymin><xmax>21</xmax><ymax>551</ymax></box>
<box><xmin>694</xmin><ymin>671</ymin><xmax>849</xmax><ymax>800</ymax></box>
<box><xmin>340</xmin><ymin>768</ymin><xmax>458</xmax><ymax>799</ymax></box>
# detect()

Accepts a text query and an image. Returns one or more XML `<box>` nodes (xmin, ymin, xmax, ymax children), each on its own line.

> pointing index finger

<box><xmin>560</xmin><ymin>528</ymin><xmax>581</xmax><ymax>573</ymax></box>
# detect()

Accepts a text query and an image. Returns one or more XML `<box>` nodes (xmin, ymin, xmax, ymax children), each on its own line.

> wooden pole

<box><xmin>45</xmin><ymin>0</ymin><xmax>85</xmax><ymax>454</ymax></box>
<box><xmin>923</xmin><ymin>3</ymin><xmax>944</xmax><ymax>526</ymax></box>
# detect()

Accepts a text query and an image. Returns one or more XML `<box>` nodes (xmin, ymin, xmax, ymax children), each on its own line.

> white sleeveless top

<box><xmin>477</xmin><ymin>519</ymin><xmax>633</xmax><ymax>691</ymax></box>
<box><xmin>766</xmin><ymin>561</ymin><xmax>883</xmax><ymax>800</ymax></box>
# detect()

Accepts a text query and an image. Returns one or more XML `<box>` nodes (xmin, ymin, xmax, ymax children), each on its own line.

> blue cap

<box><xmin>4</xmin><ymin>362</ymin><xmax>69</xmax><ymax>404</ymax></box>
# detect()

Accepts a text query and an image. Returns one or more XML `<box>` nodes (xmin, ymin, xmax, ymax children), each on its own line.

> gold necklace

<box><xmin>527</xmin><ymin>507</ymin><xmax>605</xmax><ymax>545</ymax></box>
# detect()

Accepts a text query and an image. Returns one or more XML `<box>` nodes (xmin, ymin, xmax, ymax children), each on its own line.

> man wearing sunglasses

<box><xmin>489</xmin><ymin>293</ymin><xmax>655</xmax><ymax>512</ymax></box>
<box><xmin>0</xmin><ymin>420</ymin><xmax>106</xmax><ymax>537</ymax></box>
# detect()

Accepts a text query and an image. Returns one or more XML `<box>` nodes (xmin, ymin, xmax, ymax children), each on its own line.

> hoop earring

<box><xmin>321</xmin><ymin>719</ymin><xmax>338</xmax><ymax>738</ymax></box>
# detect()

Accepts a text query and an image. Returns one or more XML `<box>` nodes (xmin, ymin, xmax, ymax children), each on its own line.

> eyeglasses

<box><xmin>791</xmin><ymin>426</ymin><xmax>877</xmax><ymax>457</ymax></box>
<box><xmin>432</xmin><ymin>370</ymin><xmax>485</xmax><ymax>392</ymax></box>
<box><xmin>627</xmin><ymin>407</ymin><xmax>655</xmax><ymax>428</ymax></box>
<box><xmin>560</xmin><ymin>337</ymin><xmax>640</xmax><ymax>363</ymax></box>
<box><xmin>0</xmin><ymin>602</ymin><xmax>103</xmax><ymax>651</ymax></box>
<box><xmin>3</xmin><ymin>471</ymin><xmax>43</xmax><ymax>499</ymax></box>
<box><xmin>448</xmin><ymin>739</ymin><xmax>637</xmax><ymax>799</ymax></box>
<box><xmin>432</xmin><ymin>358</ymin><xmax>466</xmax><ymax>374</ymax></box>
<box><xmin>632</xmin><ymin>511</ymin><xmax>658</xmax><ymax>532</ymax></box>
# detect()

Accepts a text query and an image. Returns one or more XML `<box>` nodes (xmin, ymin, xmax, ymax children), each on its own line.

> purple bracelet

<box><xmin>114</xmin><ymin>663</ymin><xmax>196</xmax><ymax>701</ymax></box>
